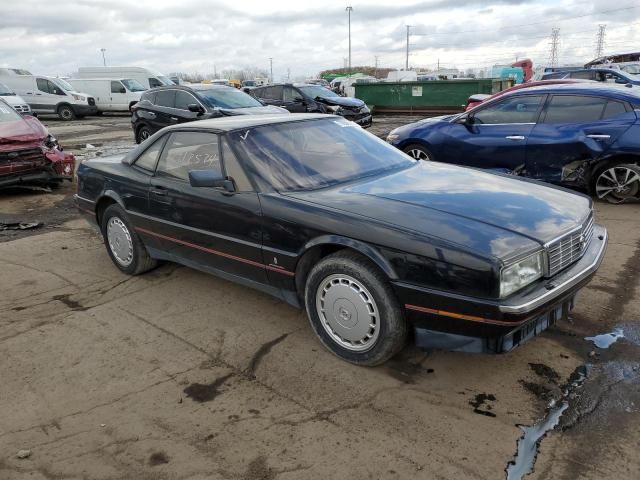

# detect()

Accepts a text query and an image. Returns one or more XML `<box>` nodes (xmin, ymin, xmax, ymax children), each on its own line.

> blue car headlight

<box><xmin>387</xmin><ymin>128</ymin><xmax>399</xmax><ymax>143</ymax></box>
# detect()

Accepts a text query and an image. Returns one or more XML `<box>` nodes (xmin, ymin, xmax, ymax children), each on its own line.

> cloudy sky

<box><xmin>1</xmin><ymin>0</ymin><xmax>639</xmax><ymax>80</ymax></box>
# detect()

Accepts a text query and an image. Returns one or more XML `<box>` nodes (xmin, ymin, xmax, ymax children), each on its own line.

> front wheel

<box><xmin>304</xmin><ymin>251</ymin><xmax>407</xmax><ymax>366</ymax></box>
<box><xmin>403</xmin><ymin>143</ymin><xmax>434</xmax><ymax>161</ymax></box>
<box><xmin>57</xmin><ymin>105</ymin><xmax>76</xmax><ymax>121</ymax></box>
<box><xmin>136</xmin><ymin>126</ymin><xmax>152</xmax><ymax>144</ymax></box>
<box><xmin>101</xmin><ymin>204</ymin><xmax>157</xmax><ymax>275</ymax></box>
<box><xmin>593</xmin><ymin>163</ymin><xmax>640</xmax><ymax>204</ymax></box>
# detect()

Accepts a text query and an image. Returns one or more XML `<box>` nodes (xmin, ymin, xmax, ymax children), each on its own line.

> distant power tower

<box><xmin>595</xmin><ymin>24</ymin><xmax>606</xmax><ymax>58</ymax></box>
<box><xmin>548</xmin><ymin>28</ymin><xmax>560</xmax><ymax>68</ymax></box>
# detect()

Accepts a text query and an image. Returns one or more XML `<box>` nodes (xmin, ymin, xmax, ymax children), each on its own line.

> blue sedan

<box><xmin>387</xmin><ymin>84</ymin><xmax>640</xmax><ymax>203</ymax></box>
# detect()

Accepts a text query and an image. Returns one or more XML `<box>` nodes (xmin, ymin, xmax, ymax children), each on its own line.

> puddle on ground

<box><xmin>505</xmin><ymin>366</ymin><xmax>587</xmax><ymax>480</ymax></box>
<box><xmin>585</xmin><ymin>328</ymin><xmax>625</xmax><ymax>349</ymax></box>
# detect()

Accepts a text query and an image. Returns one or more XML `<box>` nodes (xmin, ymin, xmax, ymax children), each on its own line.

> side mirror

<box><xmin>615</xmin><ymin>78</ymin><xmax>628</xmax><ymax>85</ymax></box>
<box><xmin>188</xmin><ymin>103</ymin><xmax>204</xmax><ymax>114</ymax></box>
<box><xmin>119</xmin><ymin>88</ymin><xmax>126</xmax><ymax>93</ymax></box>
<box><xmin>292</xmin><ymin>97</ymin><xmax>305</xmax><ymax>103</ymax></box>
<box><xmin>189</xmin><ymin>170</ymin><xmax>235</xmax><ymax>192</ymax></box>
<box><xmin>455</xmin><ymin>114</ymin><xmax>474</xmax><ymax>126</ymax></box>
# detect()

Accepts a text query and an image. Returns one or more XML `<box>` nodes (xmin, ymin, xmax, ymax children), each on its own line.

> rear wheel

<box><xmin>101</xmin><ymin>204</ymin><xmax>157</xmax><ymax>275</ymax></box>
<box><xmin>593</xmin><ymin>163</ymin><xmax>640</xmax><ymax>204</ymax></box>
<box><xmin>304</xmin><ymin>251</ymin><xmax>407</xmax><ymax>366</ymax></box>
<box><xmin>403</xmin><ymin>143</ymin><xmax>434</xmax><ymax>161</ymax></box>
<box><xmin>136</xmin><ymin>126</ymin><xmax>152</xmax><ymax>144</ymax></box>
<box><xmin>57</xmin><ymin>105</ymin><xmax>76</xmax><ymax>121</ymax></box>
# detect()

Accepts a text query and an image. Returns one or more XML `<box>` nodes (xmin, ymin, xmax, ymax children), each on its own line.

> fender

<box><xmin>301</xmin><ymin>235</ymin><xmax>398</xmax><ymax>279</ymax></box>
<box><xmin>100</xmin><ymin>189</ymin><xmax>126</xmax><ymax>208</ymax></box>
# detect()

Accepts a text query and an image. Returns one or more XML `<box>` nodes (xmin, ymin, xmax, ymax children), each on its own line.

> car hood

<box><xmin>0</xmin><ymin>116</ymin><xmax>47</xmax><ymax>151</ymax></box>
<box><xmin>286</xmin><ymin>161</ymin><xmax>591</xmax><ymax>260</ymax></box>
<box><xmin>220</xmin><ymin>105</ymin><xmax>289</xmax><ymax>115</ymax></box>
<box><xmin>316</xmin><ymin>96</ymin><xmax>365</xmax><ymax>108</ymax></box>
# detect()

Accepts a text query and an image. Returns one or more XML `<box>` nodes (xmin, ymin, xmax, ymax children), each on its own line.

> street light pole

<box><xmin>100</xmin><ymin>48</ymin><xmax>106</xmax><ymax>67</ymax></box>
<box><xmin>405</xmin><ymin>26</ymin><xmax>411</xmax><ymax>70</ymax></box>
<box><xmin>346</xmin><ymin>6</ymin><xmax>353</xmax><ymax>74</ymax></box>
<box><xmin>269</xmin><ymin>57</ymin><xmax>273</xmax><ymax>84</ymax></box>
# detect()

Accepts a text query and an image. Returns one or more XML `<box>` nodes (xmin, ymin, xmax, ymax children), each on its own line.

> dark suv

<box><xmin>131</xmin><ymin>84</ymin><xmax>288</xmax><ymax>143</ymax></box>
<box><xmin>542</xmin><ymin>68</ymin><xmax>640</xmax><ymax>86</ymax></box>
<box><xmin>250</xmin><ymin>83</ymin><xmax>372</xmax><ymax>128</ymax></box>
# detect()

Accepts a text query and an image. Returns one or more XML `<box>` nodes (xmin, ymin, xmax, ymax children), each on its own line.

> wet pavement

<box><xmin>0</xmin><ymin>113</ymin><xmax>639</xmax><ymax>479</ymax></box>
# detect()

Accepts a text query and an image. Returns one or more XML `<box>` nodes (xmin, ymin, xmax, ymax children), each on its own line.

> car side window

<box><xmin>155</xmin><ymin>90</ymin><xmax>176</xmax><ymax>108</ymax></box>
<box><xmin>221</xmin><ymin>137</ymin><xmax>252</xmax><ymax>191</ymax></box>
<box><xmin>110</xmin><ymin>81</ymin><xmax>125</xmax><ymax>94</ymax></box>
<box><xmin>283</xmin><ymin>86</ymin><xmax>303</xmax><ymax>102</ymax></box>
<box><xmin>175</xmin><ymin>91</ymin><xmax>198</xmax><ymax>110</ymax></box>
<box><xmin>157</xmin><ymin>132</ymin><xmax>221</xmax><ymax>181</ymax></box>
<box><xmin>149</xmin><ymin>77</ymin><xmax>163</xmax><ymax>88</ymax></box>
<box><xmin>570</xmin><ymin>71</ymin><xmax>594</xmax><ymax>80</ymax></box>
<box><xmin>134</xmin><ymin>135</ymin><xmax>166</xmax><ymax>172</ymax></box>
<box><xmin>141</xmin><ymin>91</ymin><xmax>156</xmax><ymax>104</ymax></box>
<box><xmin>543</xmin><ymin>95</ymin><xmax>607</xmax><ymax>123</ymax></box>
<box><xmin>260</xmin><ymin>86</ymin><xmax>283</xmax><ymax>101</ymax></box>
<box><xmin>602</xmin><ymin>100</ymin><xmax>628</xmax><ymax>120</ymax></box>
<box><xmin>36</xmin><ymin>78</ymin><xmax>50</xmax><ymax>93</ymax></box>
<box><xmin>473</xmin><ymin>95</ymin><xmax>544</xmax><ymax>124</ymax></box>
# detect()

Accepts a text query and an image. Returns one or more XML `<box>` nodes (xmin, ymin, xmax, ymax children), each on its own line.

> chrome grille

<box><xmin>12</xmin><ymin>104</ymin><xmax>30</xmax><ymax>113</ymax></box>
<box><xmin>546</xmin><ymin>215</ymin><xmax>594</xmax><ymax>277</ymax></box>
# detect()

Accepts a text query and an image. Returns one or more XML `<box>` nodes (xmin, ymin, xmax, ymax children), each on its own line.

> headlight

<box><xmin>500</xmin><ymin>252</ymin><xmax>543</xmax><ymax>298</ymax></box>
<box><xmin>326</xmin><ymin>105</ymin><xmax>342</xmax><ymax>114</ymax></box>
<box><xmin>72</xmin><ymin>94</ymin><xmax>86</xmax><ymax>102</ymax></box>
<box><xmin>387</xmin><ymin>129</ymin><xmax>399</xmax><ymax>143</ymax></box>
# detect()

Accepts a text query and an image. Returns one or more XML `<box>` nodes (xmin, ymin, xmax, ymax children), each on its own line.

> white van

<box><xmin>67</xmin><ymin>78</ymin><xmax>145</xmax><ymax>113</ymax></box>
<box><xmin>75</xmin><ymin>67</ymin><xmax>173</xmax><ymax>90</ymax></box>
<box><xmin>0</xmin><ymin>82</ymin><xmax>31</xmax><ymax>114</ymax></box>
<box><xmin>0</xmin><ymin>72</ymin><xmax>97</xmax><ymax>120</ymax></box>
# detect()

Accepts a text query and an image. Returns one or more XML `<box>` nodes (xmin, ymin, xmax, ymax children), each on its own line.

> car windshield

<box><xmin>231</xmin><ymin>117</ymin><xmax>415</xmax><ymax>191</ymax></box>
<box><xmin>121</xmin><ymin>79</ymin><xmax>146</xmax><ymax>92</ymax></box>
<box><xmin>53</xmin><ymin>78</ymin><xmax>74</xmax><ymax>91</ymax></box>
<box><xmin>158</xmin><ymin>75</ymin><xmax>174</xmax><ymax>86</ymax></box>
<box><xmin>197</xmin><ymin>88</ymin><xmax>263</xmax><ymax>109</ymax></box>
<box><xmin>0</xmin><ymin>101</ymin><xmax>21</xmax><ymax>123</ymax></box>
<box><xmin>621</xmin><ymin>64</ymin><xmax>640</xmax><ymax>75</ymax></box>
<box><xmin>0</xmin><ymin>83</ymin><xmax>14</xmax><ymax>96</ymax></box>
<box><xmin>299</xmin><ymin>86</ymin><xmax>339</xmax><ymax>99</ymax></box>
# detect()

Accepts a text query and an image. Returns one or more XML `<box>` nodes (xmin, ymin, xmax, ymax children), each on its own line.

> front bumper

<box><xmin>345</xmin><ymin>113</ymin><xmax>372</xmax><ymax>128</ymax></box>
<box><xmin>72</xmin><ymin>104</ymin><xmax>98</xmax><ymax>116</ymax></box>
<box><xmin>0</xmin><ymin>149</ymin><xmax>74</xmax><ymax>188</ymax></box>
<box><xmin>395</xmin><ymin>224</ymin><xmax>608</xmax><ymax>353</ymax></box>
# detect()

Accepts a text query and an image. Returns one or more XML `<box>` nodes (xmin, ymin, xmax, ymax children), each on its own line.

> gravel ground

<box><xmin>1</xmin><ymin>113</ymin><xmax>639</xmax><ymax>480</ymax></box>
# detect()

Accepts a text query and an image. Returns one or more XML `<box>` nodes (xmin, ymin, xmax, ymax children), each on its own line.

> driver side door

<box><xmin>437</xmin><ymin>94</ymin><xmax>545</xmax><ymax>172</ymax></box>
<box><xmin>282</xmin><ymin>86</ymin><xmax>307</xmax><ymax>112</ymax></box>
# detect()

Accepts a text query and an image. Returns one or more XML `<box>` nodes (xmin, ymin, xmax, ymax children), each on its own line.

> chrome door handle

<box><xmin>587</xmin><ymin>134</ymin><xmax>611</xmax><ymax>140</ymax></box>
<box><xmin>506</xmin><ymin>135</ymin><xmax>525</xmax><ymax>140</ymax></box>
<box><xmin>170</xmin><ymin>116</ymin><xmax>178</xmax><ymax>121</ymax></box>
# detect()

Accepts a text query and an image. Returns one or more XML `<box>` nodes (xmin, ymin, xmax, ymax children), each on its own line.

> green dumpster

<box><xmin>354</xmin><ymin>79</ymin><xmax>513</xmax><ymax>114</ymax></box>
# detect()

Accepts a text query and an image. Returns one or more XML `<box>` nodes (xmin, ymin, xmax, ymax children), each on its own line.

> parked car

<box><xmin>584</xmin><ymin>52</ymin><xmax>640</xmax><ymax>69</ymax></box>
<box><xmin>0</xmin><ymin>82</ymin><xmax>31</xmax><ymax>115</ymax></box>
<box><xmin>0</xmin><ymin>98</ymin><xmax>74</xmax><ymax>189</ymax></box>
<box><xmin>388</xmin><ymin>84</ymin><xmax>640</xmax><ymax>204</ymax></box>
<box><xmin>67</xmin><ymin>78</ymin><xmax>145</xmax><ymax>114</ymax></box>
<box><xmin>464</xmin><ymin>79</ymin><xmax>595</xmax><ymax>111</ymax></box>
<box><xmin>542</xmin><ymin>68</ymin><xmax>640</xmax><ymax>85</ymax></box>
<box><xmin>130</xmin><ymin>84</ymin><xmax>288</xmax><ymax>143</ymax></box>
<box><xmin>0</xmin><ymin>72</ymin><xmax>97</xmax><ymax>120</ymax></box>
<box><xmin>76</xmin><ymin>114</ymin><xmax>607</xmax><ymax>365</ymax></box>
<box><xmin>75</xmin><ymin>67</ymin><xmax>173</xmax><ymax>89</ymax></box>
<box><xmin>250</xmin><ymin>83</ymin><xmax>372</xmax><ymax>127</ymax></box>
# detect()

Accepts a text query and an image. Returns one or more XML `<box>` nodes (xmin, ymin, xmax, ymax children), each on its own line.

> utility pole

<box><xmin>595</xmin><ymin>24</ymin><xmax>606</xmax><ymax>58</ymax></box>
<box><xmin>346</xmin><ymin>6</ymin><xmax>353</xmax><ymax>75</ymax></box>
<box><xmin>269</xmin><ymin>57</ymin><xmax>273</xmax><ymax>84</ymax></box>
<box><xmin>405</xmin><ymin>25</ymin><xmax>411</xmax><ymax>70</ymax></box>
<box><xmin>100</xmin><ymin>48</ymin><xmax>106</xmax><ymax>67</ymax></box>
<box><xmin>374</xmin><ymin>55</ymin><xmax>379</xmax><ymax>78</ymax></box>
<box><xmin>548</xmin><ymin>27</ymin><xmax>560</xmax><ymax>68</ymax></box>
<box><xmin>287</xmin><ymin>68</ymin><xmax>290</xmax><ymax>82</ymax></box>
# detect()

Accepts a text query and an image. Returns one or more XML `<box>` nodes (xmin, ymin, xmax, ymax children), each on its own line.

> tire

<box><xmin>304</xmin><ymin>251</ymin><xmax>407</xmax><ymax>366</ymax></box>
<box><xmin>136</xmin><ymin>126</ymin><xmax>152</xmax><ymax>144</ymax></box>
<box><xmin>402</xmin><ymin>143</ymin><xmax>434</xmax><ymax>161</ymax></box>
<box><xmin>96</xmin><ymin>111</ymin><xmax>104</xmax><ymax>116</ymax></box>
<box><xmin>57</xmin><ymin>105</ymin><xmax>76</xmax><ymax>121</ymax></box>
<box><xmin>592</xmin><ymin>162</ymin><xmax>640</xmax><ymax>204</ymax></box>
<box><xmin>101</xmin><ymin>204</ymin><xmax>157</xmax><ymax>275</ymax></box>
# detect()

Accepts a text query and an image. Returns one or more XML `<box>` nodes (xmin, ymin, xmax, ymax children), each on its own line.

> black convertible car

<box><xmin>76</xmin><ymin>114</ymin><xmax>607</xmax><ymax>365</ymax></box>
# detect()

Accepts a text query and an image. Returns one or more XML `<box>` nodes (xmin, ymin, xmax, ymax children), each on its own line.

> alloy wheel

<box><xmin>406</xmin><ymin>148</ymin><xmax>432</xmax><ymax>161</ymax></box>
<box><xmin>106</xmin><ymin>217</ymin><xmax>134</xmax><ymax>267</ymax></box>
<box><xmin>315</xmin><ymin>274</ymin><xmax>381</xmax><ymax>352</ymax></box>
<box><xmin>595</xmin><ymin>166</ymin><xmax>640</xmax><ymax>204</ymax></box>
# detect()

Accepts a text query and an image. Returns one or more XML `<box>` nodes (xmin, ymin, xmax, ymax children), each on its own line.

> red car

<box><xmin>464</xmin><ymin>79</ymin><xmax>595</xmax><ymax>111</ymax></box>
<box><xmin>0</xmin><ymin>98</ymin><xmax>74</xmax><ymax>189</ymax></box>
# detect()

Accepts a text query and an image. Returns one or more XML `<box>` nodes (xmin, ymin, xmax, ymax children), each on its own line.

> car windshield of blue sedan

<box><xmin>299</xmin><ymin>86</ymin><xmax>339</xmax><ymax>99</ymax></box>
<box><xmin>232</xmin><ymin>118</ymin><xmax>415</xmax><ymax>191</ymax></box>
<box><xmin>196</xmin><ymin>88</ymin><xmax>263</xmax><ymax>109</ymax></box>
